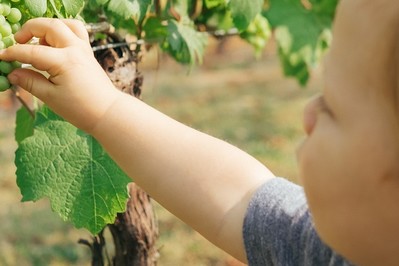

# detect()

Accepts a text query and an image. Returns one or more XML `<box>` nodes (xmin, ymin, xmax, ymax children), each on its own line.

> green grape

<box><xmin>1</xmin><ymin>4</ymin><xmax>10</xmax><ymax>17</ymax></box>
<box><xmin>7</xmin><ymin>7</ymin><xmax>21</xmax><ymax>23</ymax></box>
<box><xmin>10</xmin><ymin>22</ymin><xmax>20</xmax><ymax>33</ymax></box>
<box><xmin>246</xmin><ymin>22</ymin><xmax>257</xmax><ymax>34</ymax></box>
<box><xmin>253</xmin><ymin>37</ymin><xmax>266</xmax><ymax>50</ymax></box>
<box><xmin>11</xmin><ymin>60</ymin><xmax>21</xmax><ymax>69</ymax></box>
<box><xmin>0</xmin><ymin>60</ymin><xmax>13</xmax><ymax>74</ymax></box>
<box><xmin>0</xmin><ymin>22</ymin><xmax>11</xmax><ymax>37</ymax></box>
<box><xmin>0</xmin><ymin>4</ymin><xmax>23</xmax><ymax>92</ymax></box>
<box><xmin>253</xmin><ymin>16</ymin><xmax>271</xmax><ymax>39</ymax></box>
<box><xmin>241</xmin><ymin>14</ymin><xmax>271</xmax><ymax>57</ymax></box>
<box><xmin>2</xmin><ymin>35</ymin><xmax>14</xmax><ymax>47</ymax></box>
<box><xmin>0</xmin><ymin>75</ymin><xmax>10</xmax><ymax>92</ymax></box>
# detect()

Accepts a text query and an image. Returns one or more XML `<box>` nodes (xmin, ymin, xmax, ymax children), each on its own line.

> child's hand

<box><xmin>0</xmin><ymin>18</ymin><xmax>121</xmax><ymax>132</ymax></box>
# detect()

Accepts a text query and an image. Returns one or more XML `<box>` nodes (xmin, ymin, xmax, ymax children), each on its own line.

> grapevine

<box><xmin>0</xmin><ymin>0</ymin><xmax>21</xmax><ymax>92</ymax></box>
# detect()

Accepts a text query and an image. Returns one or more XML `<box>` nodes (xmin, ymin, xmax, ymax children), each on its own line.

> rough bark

<box><xmin>109</xmin><ymin>184</ymin><xmax>159</xmax><ymax>266</ymax></box>
<box><xmin>79</xmin><ymin>30</ymin><xmax>158</xmax><ymax>266</ymax></box>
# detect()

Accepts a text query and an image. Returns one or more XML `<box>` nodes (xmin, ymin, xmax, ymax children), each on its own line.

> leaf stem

<box><xmin>49</xmin><ymin>0</ymin><xmax>64</xmax><ymax>19</ymax></box>
<box><xmin>13</xmin><ymin>88</ymin><xmax>35</xmax><ymax>118</ymax></box>
<box><xmin>190</xmin><ymin>0</ymin><xmax>203</xmax><ymax>20</ymax></box>
<box><xmin>155</xmin><ymin>0</ymin><xmax>162</xmax><ymax>17</ymax></box>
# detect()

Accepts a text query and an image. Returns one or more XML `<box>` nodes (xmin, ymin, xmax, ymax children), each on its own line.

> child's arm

<box><xmin>0</xmin><ymin>18</ymin><xmax>274</xmax><ymax>262</ymax></box>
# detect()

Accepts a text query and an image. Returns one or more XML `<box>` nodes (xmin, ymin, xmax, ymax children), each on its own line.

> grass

<box><xmin>0</xmin><ymin>37</ymin><xmax>321</xmax><ymax>265</ymax></box>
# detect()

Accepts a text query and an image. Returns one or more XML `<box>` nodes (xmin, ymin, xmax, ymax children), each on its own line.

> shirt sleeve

<box><xmin>243</xmin><ymin>178</ymin><xmax>355</xmax><ymax>266</ymax></box>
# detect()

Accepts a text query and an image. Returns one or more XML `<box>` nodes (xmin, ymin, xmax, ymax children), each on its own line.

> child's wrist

<box><xmin>79</xmin><ymin>88</ymin><xmax>123</xmax><ymax>135</ymax></box>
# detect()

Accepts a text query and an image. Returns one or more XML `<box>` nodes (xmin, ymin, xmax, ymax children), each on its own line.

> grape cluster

<box><xmin>241</xmin><ymin>14</ymin><xmax>271</xmax><ymax>57</ymax></box>
<box><xmin>0</xmin><ymin>0</ymin><xmax>22</xmax><ymax>92</ymax></box>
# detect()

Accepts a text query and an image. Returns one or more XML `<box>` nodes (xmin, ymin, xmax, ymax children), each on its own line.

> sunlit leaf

<box><xmin>15</xmin><ymin>107</ymin><xmax>131</xmax><ymax>234</ymax></box>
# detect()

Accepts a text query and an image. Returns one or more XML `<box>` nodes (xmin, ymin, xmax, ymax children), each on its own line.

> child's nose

<box><xmin>303</xmin><ymin>95</ymin><xmax>321</xmax><ymax>136</ymax></box>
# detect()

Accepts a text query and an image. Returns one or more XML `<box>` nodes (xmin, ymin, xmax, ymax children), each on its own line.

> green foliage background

<box><xmin>0</xmin><ymin>43</ymin><xmax>321</xmax><ymax>264</ymax></box>
<box><xmin>11</xmin><ymin>0</ymin><xmax>337</xmax><ymax>234</ymax></box>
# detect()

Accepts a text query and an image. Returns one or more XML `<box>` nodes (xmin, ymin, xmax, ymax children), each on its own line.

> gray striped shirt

<box><xmin>243</xmin><ymin>178</ymin><xmax>354</xmax><ymax>266</ymax></box>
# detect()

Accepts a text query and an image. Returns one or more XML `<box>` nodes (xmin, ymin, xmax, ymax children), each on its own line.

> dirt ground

<box><xmin>0</xmin><ymin>37</ymin><xmax>322</xmax><ymax>265</ymax></box>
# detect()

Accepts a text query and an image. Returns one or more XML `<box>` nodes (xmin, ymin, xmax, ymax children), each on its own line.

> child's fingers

<box><xmin>61</xmin><ymin>19</ymin><xmax>90</xmax><ymax>42</ymax></box>
<box><xmin>0</xmin><ymin>44</ymin><xmax>65</xmax><ymax>73</ymax></box>
<box><xmin>8</xmin><ymin>68</ymin><xmax>54</xmax><ymax>100</ymax></box>
<box><xmin>14</xmin><ymin>18</ymin><xmax>82</xmax><ymax>48</ymax></box>
<box><xmin>29</xmin><ymin>19</ymin><xmax>89</xmax><ymax>48</ymax></box>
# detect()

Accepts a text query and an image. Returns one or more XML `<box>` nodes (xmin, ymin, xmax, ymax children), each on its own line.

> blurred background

<box><xmin>0</xmin><ymin>36</ymin><xmax>321</xmax><ymax>265</ymax></box>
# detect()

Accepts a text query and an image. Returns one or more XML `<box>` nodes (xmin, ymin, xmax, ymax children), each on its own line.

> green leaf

<box><xmin>15</xmin><ymin>107</ymin><xmax>34</xmax><ymax>145</ymax></box>
<box><xmin>108</xmin><ymin>17</ymin><xmax>138</xmax><ymax>35</ymax></box>
<box><xmin>62</xmin><ymin>0</ymin><xmax>85</xmax><ymax>17</ymax></box>
<box><xmin>162</xmin><ymin>20</ymin><xmax>208</xmax><ymax>65</ymax></box>
<box><xmin>264</xmin><ymin>0</ymin><xmax>338</xmax><ymax>85</ymax></box>
<box><xmin>229</xmin><ymin>0</ymin><xmax>263</xmax><ymax>30</ymax></box>
<box><xmin>134</xmin><ymin>0</ymin><xmax>152</xmax><ymax>22</ymax></box>
<box><xmin>96</xmin><ymin>0</ymin><xmax>109</xmax><ymax>4</ymax></box>
<box><xmin>172</xmin><ymin>0</ymin><xmax>201</xmax><ymax>20</ymax></box>
<box><xmin>310</xmin><ymin>0</ymin><xmax>338</xmax><ymax>18</ymax></box>
<box><xmin>15</xmin><ymin>108</ymin><xmax>131</xmax><ymax>234</ymax></box>
<box><xmin>47</xmin><ymin>0</ymin><xmax>63</xmax><ymax>18</ymax></box>
<box><xmin>143</xmin><ymin>17</ymin><xmax>168</xmax><ymax>42</ymax></box>
<box><xmin>205</xmin><ymin>0</ymin><xmax>226</xmax><ymax>9</ymax></box>
<box><xmin>24</xmin><ymin>0</ymin><xmax>47</xmax><ymax>17</ymax></box>
<box><xmin>80</xmin><ymin>0</ymin><xmax>105</xmax><ymax>23</ymax></box>
<box><xmin>34</xmin><ymin>105</ymin><xmax>64</xmax><ymax>125</ymax></box>
<box><xmin>196</xmin><ymin>5</ymin><xmax>234</xmax><ymax>31</ymax></box>
<box><xmin>107</xmin><ymin>0</ymin><xmax>137</xmax><ymax>19</ymax></box>
<box><xmin>106</xmin><ymin>0</ymin><xmax>151</xmax><ymax>22</ymax></box>
<box><xmin>172</xmin><ymin>0</ymin><xmax>190</xmax><ymax>18</ymax></box>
